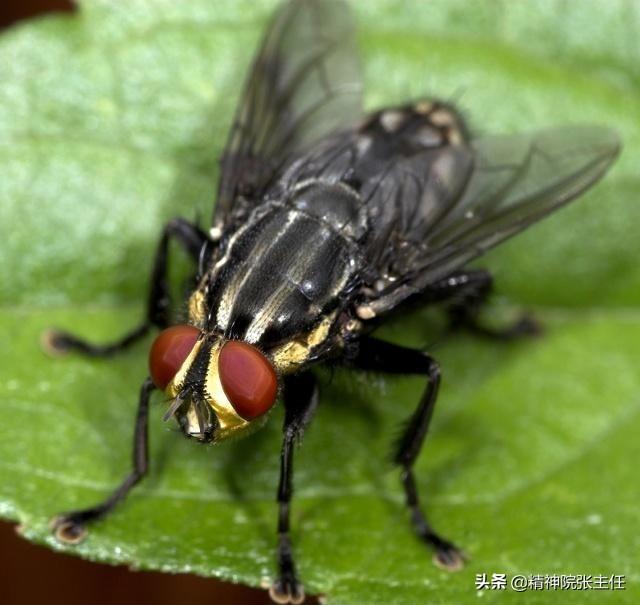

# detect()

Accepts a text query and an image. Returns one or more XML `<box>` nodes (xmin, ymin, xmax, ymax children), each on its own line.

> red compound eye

<box><xmin>218</xmin><ymin>341</ymin><xmax>277</xmax><ymax>420</ymax></box>
<box><xmin>149</xmin><ymin>325</ymin><xmax>201</xmax><ymax>389</ymax></box>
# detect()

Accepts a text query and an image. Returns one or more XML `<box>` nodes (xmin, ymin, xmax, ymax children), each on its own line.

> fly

<box><xmin>45</xmin><ymin>1</ymin><xmax>620</xmax><ymax>603</ymax></box>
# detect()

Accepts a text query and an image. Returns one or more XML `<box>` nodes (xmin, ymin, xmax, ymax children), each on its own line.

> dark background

<box><xmin>0</xmin><ymin>3</ymin><xmax>315</xmax><ymax>604</ymax></box>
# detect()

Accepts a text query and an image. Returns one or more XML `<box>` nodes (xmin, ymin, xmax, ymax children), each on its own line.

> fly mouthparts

<box><xmin>163</xmin><ymin>395</ymin><xmax>184</xmax><ymax>422</ymax></box>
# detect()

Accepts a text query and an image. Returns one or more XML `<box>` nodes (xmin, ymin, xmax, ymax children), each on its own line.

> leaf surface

<box><xmin>1</xmin><ymin>1</ymin><xmax>638</xmax><ymax>603</ymax></box>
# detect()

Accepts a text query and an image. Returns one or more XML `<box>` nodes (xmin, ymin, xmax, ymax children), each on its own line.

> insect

<box><xmin>45</xmin><ymin>0</ymin><xmax>620</xmax><ymax>603</ymax></box>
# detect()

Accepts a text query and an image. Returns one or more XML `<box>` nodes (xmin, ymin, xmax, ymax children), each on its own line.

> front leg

<box><xmin>43</xmin><ymin>218</ymin><xmax>208</xmax><ymax>357</ymax></box>
<box><xmin>269</xmin><ymin>373</ymin><xmax>318</xmax><ymax>605</ymax></box>
<box><xmin>50</xmin><ymin>378</ymin><xmax>156</xmax><ymax>543</ymax></box>
<box><xmin>348</xmin><ymin>337</ymin><xmax>465</xmax><ymax>570</ymax></box>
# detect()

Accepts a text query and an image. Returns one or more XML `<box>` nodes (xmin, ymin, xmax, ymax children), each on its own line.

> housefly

<box><xmin>45</xmin><ymin>0</ymin><xmax>620</xmax><ymax>603</ymax></box>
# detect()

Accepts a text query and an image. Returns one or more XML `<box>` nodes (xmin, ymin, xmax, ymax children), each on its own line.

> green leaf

<box><xmin>1</xmin><ymin>1</ymin><xmax>639</xmax><ymax>604</ymax></box>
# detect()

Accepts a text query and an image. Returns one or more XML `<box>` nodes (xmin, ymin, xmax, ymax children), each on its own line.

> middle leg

<box><xmin>348</xmin><ymin>336</ymin><xmax>465</xmax><ymax>570</ymax></box>
<box><xmin>270</xmin><ymin>372</ymin><xmax>319</xmax><ymax>605</ymax></box>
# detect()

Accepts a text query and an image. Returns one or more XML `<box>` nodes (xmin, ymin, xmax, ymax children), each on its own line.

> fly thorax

<box><xmin>290</xmin><ymin>180</ymin><xmax>368</xmax><ymax>240</ymax></box>
<box><xmin>202</xmin><ymin>202</ymin><xmax>362</xmax><ymax>351</ymax></box>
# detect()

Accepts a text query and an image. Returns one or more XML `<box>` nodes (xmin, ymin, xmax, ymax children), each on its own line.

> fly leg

<box><xmin>348</xmin><ymin>337</ymin><xmax>465</xmax><ymax>570</ymax></box>
<box><xmin>43</xmin><ymin>218</ymin><xmax>208</xmax><ymax>357</ymax></box>
<box><xmin>270</xmin><ymin>373</ymin><xmax>319</xmax><ymax>605</ymax></box>
<box><xmin>423</xmin><ymin>269</ymin><xmax>540</xmax><ymax>340</ymax></box>
<box><xmin>50</xmin><ymin>378</ymin><xmax>155</xmax><ymax>543</ymax></box>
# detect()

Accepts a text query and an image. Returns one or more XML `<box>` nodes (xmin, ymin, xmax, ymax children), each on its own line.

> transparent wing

<box><xmin>367</xmin><ymin>125</ymin><xmax>621</xmax><ymax>314</ymax></box>
<box><xmin>213</xmin><ymin>0</ymin><xmax>363</xmax><ymax>229</ymax></box>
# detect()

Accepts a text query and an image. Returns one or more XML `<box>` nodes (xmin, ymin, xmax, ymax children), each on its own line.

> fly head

<box><xmin>149</xmin><ymin>327</ymin><xmax>278</xmax><ymax>443</ymax></box>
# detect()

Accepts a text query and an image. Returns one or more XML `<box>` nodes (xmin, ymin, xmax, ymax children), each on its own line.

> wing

<box><xmin>213</xmin><ymin>0</ymin><xmax>363</xmax><ymax>232</ymax></box>
<box><xmin>353</xmin><ymin>114</ymin><xmax>620</xmax><ymax>316</ymax></box>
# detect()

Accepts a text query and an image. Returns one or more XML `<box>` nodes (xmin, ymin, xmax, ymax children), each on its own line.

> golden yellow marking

<box><xmin>355</xmin><ymin>304</ymin><xmax>376</xmax><ymax>320</ymax></box>
<box><xmin>204</xmin><ymin>340</ymin><xmax>253</xmax><ymax>440</ymax></box>
<box><xmin>188</xmin><ymin>289</ymin><xmax>207</xmax><ymax>327</ymax></box>
<box><xmin>272</xmin><ymin>312</ymin><xmax>336</xmax><ymax>373</ymax></box>
<box><xmin>429</xmin><ymin>108</ymin><xmax>456</xmax><ymax>127</ymax></box>
<box><xmin>272</xmin><ymin>341</ymin><xmax>310</xmax><ymax>371</ymax></box>
<box><xmin>308</xmin><ymin>313</ymin><xmax>335</xmax><ymax>347</ymax></box>
<box><xmin>166</xmin><ymin>338</ymin><xmax>203</xmax><ymax>399</ymax></box>
<box><xmin>414</xmin><ymin>100</ymin><xmax>434</xmax><ymax>114</ymax></box>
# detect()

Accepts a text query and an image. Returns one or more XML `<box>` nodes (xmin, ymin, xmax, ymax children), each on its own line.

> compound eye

<box><xmin>218</xmin><ymin>341</ymin><xmax>278</xmax><ymax>420</ymax></box>
<box><xmin>149</xmin><ymin>325</ymin><xmax>201</xmax><ymax>389</ymax></box>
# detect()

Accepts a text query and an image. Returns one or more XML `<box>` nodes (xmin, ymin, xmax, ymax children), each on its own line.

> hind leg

<box><xmin>348</xmin><ymin>337</ymin><xmax>464</xmax><ymax>570</ymax></box>
<box><xmin>424</xmin><ymin>269</ymin><xmax>541</xmax><ymax>340</ymax></box>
